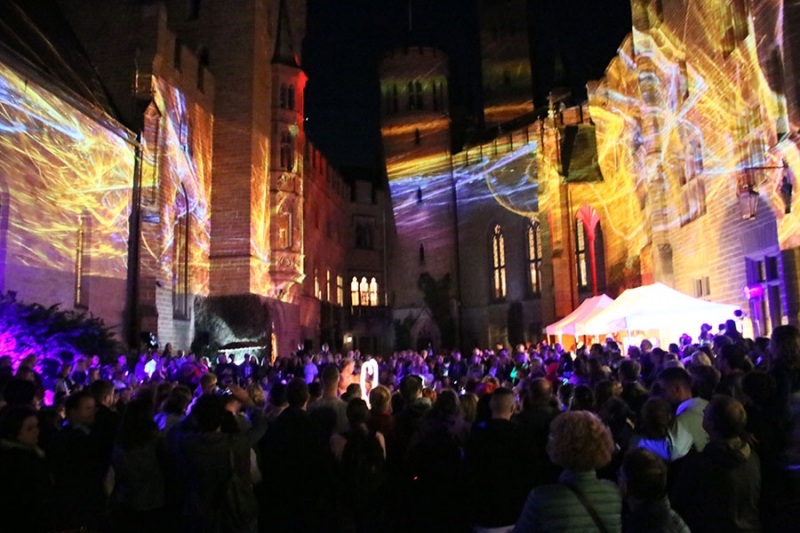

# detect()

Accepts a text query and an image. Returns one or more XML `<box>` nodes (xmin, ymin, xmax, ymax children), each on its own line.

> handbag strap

<box><xmin>563</xmin><ymin>482</ymin><xmax>610</xmax><ymax>533</ymax></box>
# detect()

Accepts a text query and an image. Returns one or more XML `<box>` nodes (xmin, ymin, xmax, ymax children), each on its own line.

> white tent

<box><xmin>582</xmin><ymin>283</ymin><xmax>740</xmax><ymax>339</ymax></box>
<box><xmin>545</xmin><ymin>294</ymin><xmax>614</xmax><ymax>336</ymax></box>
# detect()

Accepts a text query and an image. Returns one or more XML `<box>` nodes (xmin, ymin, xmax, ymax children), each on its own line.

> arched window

<box><xmin>314</xmin><ymin>268</ymin><xmax>320</xmax><ymax>299</ymax></box>
<box><xmin>414</xmin><ymin>128</ymin><xmax>421</xmax><ymax>145</ymax></box>
<box><xmin>187</xmin><ymin>0</ymin><xmax>201</xmax><ymax>21</ymax></box>
<box><xmin>277</xmin><ymin>207</ymin><xmax>293</xmax><ymax>249</ymax></box>
<box><xmin>492</xmin><ymin>224</ymin><xmax>507</xmax><ymax>300</ymax></box>
<box><xmin>337</xmin><ymin>275</ymin><xmax>344</xmax><ymax>305</ymax></box>
<box><xmin>197</xmin><ymin>48</ymin><xmax>209</xmax><ymax>92</ymax></box>
<box><xmin>369</xmin><ymin>278</ymin><xmax>378</xmax><ymax>306</ymax></box>
<box><xmin>527</xmin><ymin>220</ymin><xmax>542</xmax><ymax>295</ymax></box>
<box><xmin>680</xmin><ymin>137</ymin><xmax>706</xmax><ymax>225</ymax></box>
<box><xmin>359</xmin><ymin>277</ymin><xmax>370</xmax><ymax>306</ymax></box>
<box><xmin>287</xmin><ymin>85</ymin><xmax>296</xmax><ymax>110</ymax></box>
<box><xmin>173</xmin><ymin>184</ymin><xmax>190</xmax><ymax>318</ymax></box>
<box><xmin>575</xmin><ymin>221</ymin><xmax>588</xmax><ymax>290</ymax></box>
<box><xmin>407</xmin><ymin>81</ymin><xmax>415</xmax><ymax>110</ymax></box>
<box><xmin>350</xmin><ymin>277</ymin><xmax>359</xmax><ymax>306</ymax></box>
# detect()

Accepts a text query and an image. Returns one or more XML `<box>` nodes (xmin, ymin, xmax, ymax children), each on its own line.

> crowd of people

<box><xmin>0</xmin><ymin>319</ymin><xmax>799</xmax><ymax>533</ymax></box>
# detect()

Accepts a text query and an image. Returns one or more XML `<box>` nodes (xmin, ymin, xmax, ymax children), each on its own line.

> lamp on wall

<box><xmin>739</xmin><ymin>159</ymin><xmax>790</xmax><ymax>219</ymax></box>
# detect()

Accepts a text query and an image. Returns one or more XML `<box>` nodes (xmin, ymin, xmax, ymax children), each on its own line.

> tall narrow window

<box><xmin>492</xmin><ymin>225</ymin><xmax>507</xmax><ymax>300</ymax></box>
<box><xmin>278</xmin><ymin>209</ymin><xmax>293</xmax><ymax>249</ymax></box>
<box><xmin>187</xmin><ymin>0</ymin><xmax>201</xmax><ymax>20</ymax></box>
<box><xmin>280</xmin><ymin>133</ymin><xmax>294</xmax><ymax>171</ymax></box>
<box><xmin>360</xmin><ymin>277</ymin><xmax>370</xmax><ymax>306</ymax></box>
<box><xmin>314</xmin><ymin>268</ymin><xmax>320</xmax><ymax>299</ymax></box>
<box><xmin>527</xmin><ymin>220</ymin><xmax>543</xmax><ymax>295</ymax></box>
<box><xmin>415</xmin><ymin>81</ymin><xmax>424</xmax><ymax>109</ymax></box>
<box><xmin>680</xmin><ymin>138</ymin><xmax>707</xmax><ymax>225</ymax></box>
<box><xmin>576</xmin><ymin>221</ymin><xmax>588</xmax><ymax>290</ymax></box>
<box><xmin>350</xmin><ymin>277</ymin><xmax>359</xmax><ymax>306</ymax></box>
<box><xmin>392</xmin><ymin>84</ymin><xmax>398</xmax><ymax>113</ymax></box>
<box><xmin>369</xmin><ymin>278</ymin><xmax>379</xmax><ymax>306</ymax></box>
<box><xmin>414</xmin><ymin>128</ymin><xmax>421</xmax><ymax>145</ymax></box>
<box><xmin>280</xmin><ymin>84</ymin><xmax>288</xmax><ymax>109</ymax></box>
<box><xmin>432</xmin><ymin>83</ymin><xmax>439</xmax><ymax>111</ymax></box>
<box><xmin>197</xmin><ymin>48</ymin><xmax>209</xmax><ymax>92</ymax></box>
<box><xmin>288</xmin><ymin>85</ymin><xmax>296</xmax><ymax>110</ymax></box>
<box><xmin>326</xmin><ymin>270</ymin><xmax>331</xmax><ymax>302</ymax></box>
<box><xmin>337</xmin><ymin>275</ymin><xmax>344</xmax><ymax>305</ymax></box>
<box><xmin>173</xmin><ymin>185</ymin><xmax>190</xmax><ymax>319</ymax></box>
<box><xmin>407</xmin><ymin>81</ymin><xmax>415</xmax><ymax>110</ymax></box>
<box><xmin>75</xmin><ymin>213</ymin><xmax>90</xmax><ymax>308</ymax></box>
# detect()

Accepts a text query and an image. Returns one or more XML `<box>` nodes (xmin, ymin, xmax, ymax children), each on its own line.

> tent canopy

<box><xmin>546</xmin><ymin>294</ymin><xmax>614</xmax><ymax>336</ymax></box>
<box><xmin>582</xmin><ymin>283</ymin><xmax>740</xmax><ymax>337</ymax></box>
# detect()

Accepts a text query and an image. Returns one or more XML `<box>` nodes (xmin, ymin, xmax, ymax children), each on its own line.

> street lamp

<box><xmin>738</xmin><ymin>159</ymin><xmax>791</xmax><ymax>219</ymax></box>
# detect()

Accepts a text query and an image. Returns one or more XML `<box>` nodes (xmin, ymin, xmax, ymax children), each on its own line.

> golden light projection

<box><xmin>0</xmin><ymin>63</ymin><xmax>134</xmax><ymax>279</ymax></box>
<box><xmin>139</xmin><ymin>78</ymin><xmax>212</xmax><ymax>296</ymax></box>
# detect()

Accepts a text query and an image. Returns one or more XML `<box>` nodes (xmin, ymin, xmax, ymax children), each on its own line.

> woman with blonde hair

<box><xmin>512</xmin><ymin>411</ymin><xmax>622</xmax><ymax>532</ymax></box>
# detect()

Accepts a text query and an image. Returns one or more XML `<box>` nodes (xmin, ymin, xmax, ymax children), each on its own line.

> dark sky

<box><xmin>302</xmin><ymin>0</ymin><xmax>632</xmax><ymax>172</ymax></box>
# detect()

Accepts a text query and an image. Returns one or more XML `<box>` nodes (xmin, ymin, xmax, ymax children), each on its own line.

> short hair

<box><xmin>770</xmin><ymin>325</ymin><xmax>800</xmax><ymax>369</ymax></box>
<box><xmin>192</xmin><ymin>394</ymin><xmax>226</xmax><ymax>432</ymax></box>
<box><xmin>619</xmin><ymin>359</ymin><xmax>641</xmax><ymax>382</ymax></box>
<box><xmin>705</xmin><ymin>395</ymin><xmax>747</xmax><ymax>439</ymax></box>
<box><xmin>320</xmin><ymin>364</ymin><xmax>340</xmax><ymax>390</ymax></box>
<box><xmin>1</xmin><ymin>379</ymin><xmax>36</xmax><ymax>407</ymax></box>
<box><xmin>268</xmin><ymin>383</ymin><xmax>288</xmax><ymax>407</ymax></box>
<box><xmin>622</xmin><ymin>448</ymin><xmax>668</xmax><ymax>501</ymax></box>
<box><xmin>89</xmin><ymin>379</ymin><xmax>114</xmax><ymax>402</ymax></box>
<box><xmin>657</xmin><ymin>366</ymin><xmax>691</xmax><ymax>389</ymax></box>
<box><xmin>369</xmin><ymin>385</ymin><xmax>391</xmax><ymax>414</ymax></box>
<box><xmin>547</xmin><ymin>411</ymin><xmax>614</xmax><ymax>471</ymax></box>
<box><xmin>64</xmin><ymin>390</ymin><xmax>94</xmax><ymax>414</ymax></box>
<box><xmin>720</xmin><ymin>344</ymin><xmax>746</xmax><ymax>371</ymax></box>
<box><xmin>489</xmin><ymin>387</ymin><xmax>516</xmax><ymax>416</ymax></box>
<box><xmin>525</xmin><ymin>378</ymin><xmax>552</xmax><ymax>405</ymax></box>
<box><xmin>399</xmin><ymin>375</ymin><xmax>423</xmax><ymax>402</ymax></box>
<box><xmin>346</xmin><ymin>398</ymin><xmax>370</xmax><ymax>426</ymax></box>
<box><xmin>286</xmin><ymin>378</ymin><xmax>309</xmax><ymax>408</ymax></box>
<box><xmin>199</xmin><ymin>372</ymin><xmax>217</xmax><ymax>391</ymax></box>
<box><xmin>0</xmin><ymin>406</ymin><xmax>37</xmax><ymax>440</ymax></box>
<box><xmin>570</xmin><ymin>385</ymin><xmax>594</xmax><ymax>412</ymax></box>
<box><xmin>689</xmin><ymin>365</ymin><xmax>721</xmax><ymax>401</ymax></box>
<box><xmin>640</xmin><ymin>398</ymin><xmax>673</xmax><ymax>440</ymax></box>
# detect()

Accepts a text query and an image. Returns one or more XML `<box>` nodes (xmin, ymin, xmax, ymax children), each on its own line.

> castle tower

<box><xmin>477</xmin><ymin>0</ymin><xmax>535</xmax><ymax>128</ymax></box>
<box><xmin>269</xmin><ymin>0</ymin><xmax>306</xmax><ymax>298</ymax></box>
<box><xmin>379</xmin><ymin>47</ymin><xmax>457</xmax><ymax>338</ymax></box>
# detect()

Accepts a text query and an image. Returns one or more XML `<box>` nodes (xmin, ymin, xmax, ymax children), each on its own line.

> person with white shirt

<box><xmin>658</xmin><ymin>366</ymin><xmax>710</xmax><ymax>452</ymax></box>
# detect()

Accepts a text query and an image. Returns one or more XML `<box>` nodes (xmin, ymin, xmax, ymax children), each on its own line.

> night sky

<box><xmin>302</xmin><ymin>0</ymin><xmax>632</xmax><ymax>173</ymax></box>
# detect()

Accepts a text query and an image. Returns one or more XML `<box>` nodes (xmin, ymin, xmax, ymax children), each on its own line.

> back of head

<box><xmin>720</xmin><ymin>344</ymin><xmax>746</xmax><ymax>371</ymax></box>
<box><xmin>2</xmin><ymin>378</ymin><xmax>36</xmax><ymax>408</ymax></box>
<box><xmin>689</xmin><ymin>365</ymin><xmax>721</xmax><ymax>401</ymax></box>
<box><xmin>640</xmin><ymin>398</ymin><xmax>673</xmax><ymax>440</ymax></box>
<box><xmin>489</xmin><ymin>387</ymin><xmax>516</xmax><ymax>418</ymax></box>
<box><xmin>89</xmin><ymin>379</ymin><xmax>114</xmax><ymax>404</ymax></box>
<box><xmin>269</xmin><ymin>382</ymin><xmax>288</xmax><ymax>407</ymax></box>
<box><xmin>0</xmin><ymin>405</ymin><xmax>37</xmax><ymax>440</ymax></box>
<box><xmin>526</xmin><ymin>378</ymin><xmax>552</xmax><ymax>406</ymax></box>
<box><xmin>619</xmin><ymin>359</ymin><xmax>641</xmax><ymax>382</ymax></box>
<box><xmin>369</xmin><ymin>385</ymin><xmax>391</xmax><ymax>414</ymax></box>
<box><xmin>741</xmin><ymin>371</ymin><xmax>777</xmax><ymax>408</ymax></box>
<box><xmin>705</xmin><ymin>395</ymin><xmax>747</xmax><ymax>439</ymax></box>
<box><xmin>117</xmin><ymin>397</ymin><xmax>157</xmax><ymax>449</ymax></box>
<box><xmin>192</xmin><ymin>394</ymin><xmax>226</xmax><ymax>433</ymax></box>
<box><xmin>320</xmin><ymin>364</ymin><xmax>340</xmax><ymax>391</ymax></box>
<box><xmin>770</xmin><ymin>324</ymin><xmax>800</xmax><ymax>369</ymax></box>
<box><xmin>570</xmin><ymin>384</ymin><xmax>594</xmax><ymax>412</ymax></box>
<box><xmin>399</xmin><ymin>374</ymin><xmax>423</xmax><ymax>402</ymax></box>
<box><xmin>199</xmin><ymin>372</ymin><xmax>217</xmax><ymax>392</ymax></box>
<box><xmin>64</xmin><ymin>390</ymin><xmax>93</xmax><ymax>415</ymax></box>
<box><xmin>547</xmin><ymin>411</ymin><xmax>614</xmax><ymax>471</ymax></box>
<box><xmin>286</xmin><ymin>378</ymin><xmax>309</xmax><ymax>408</ymax></box>
<box><xmin>657</xmin><ymin>366</ymin><xmax>691</xmax><ymax>388</ymax></box>
<box><xmin>346</xmin><ymin>398</ymin><xmax>370</xmax><ymax>427</ymax></box>
<box><xmin>431</xmin><ymin>389</ymin><xmax>460</xmax><ymax>418</ymax></box>
<box><xmin>622</xmin><ymin>448</ymin><xmax>667</xmax><ymax>502</ymax></box>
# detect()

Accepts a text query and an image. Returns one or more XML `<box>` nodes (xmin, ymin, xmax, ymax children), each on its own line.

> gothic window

<box><xmin>337</xmin><ymin>275</ymin><xmax>344</xmax><ymax>305</ymax></box>
<box><xmin>414</xmin><ymin>128</ymin><xmax>421</xmax><ymax>145</ymax></box>
<box><xmin>527</xmin><ymin>220</ymin><xmax>542</xmax><ymax>295</ymax></box>
<box><xmin>187</xmin><ymin>0</ymin><xmax>201</xmax><ymax>21</ymax></box>
<box><xmin>360</xmin><ymin>277</ymin><xmax>370</xmax><ymax>306</ymax></box>
<box><xmin>369</xmin><ymin>278</ymin><xmax>379</xmax><ymax>306</ymax></box>
<box><xmin>407</xmin><ymin>81</ymin><xmax>415</xmax><ymax>110</ymax></box>
<box><xmin>680</xmin><ymin>138</ymin><xmax>707</xmax><ymax>225</ymax></box>
<box><xmin>75</xmin><ymin>213</ymin><xmax>90</xmax><ymax>308</ymax></box>
<box><xmin>432</xmin><ymin>83</ymin><xmax>440</xmax><ymax>111</ymax></box>
<box><xmin>576</xmin><ymin>221</ymin><xmax>588</xmax><ymax>290</ymax></box>
<box><xmin>722</xmin><ymin>0</ymin><xmax>748</xmax><ymax>55</ymax></box>
<box><xmin>288</xmin><ymin>85</ymin><xmax>296</xmax><ymax>110</ymax></box>
<box><xmin>492</xmin><ymin>224</ymin><xmax>507</xmax><ymax>300</ymax></box>
<box><xmin>280</xmin><ymin>133</ymin><xmax>294</xmax><ymax>171</ymax></box>
<box><xmin>314</xmin><ymin>268</ymin><xmax>321</xmax><ymax>299</ymax></box>
<box><xmin>408</xmin><ymin>81</ymin><xmax>423</xmax><ymax>110</ymax></box>
<box><xmin>173</xmin><ymin>185</ymin><xmax>190</xmax><ymax>319</ymax></box>
<box><xmin>350</xmin><ymin>277</ymin><xmax>359</xmax><ymax>306</ymax></box>
<box><xmin>415</xmin><ymin>81</ymin><xmax>424</xmax><ymax>109</ymax></box>
<box><xmin>326</xmin><ymin>270</ymin><xmax>331</xmax><ymax>302</ymax></box>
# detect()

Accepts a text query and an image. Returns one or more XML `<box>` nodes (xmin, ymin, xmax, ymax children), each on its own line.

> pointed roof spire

<box><xmin>272</xmin><ymin>0</ymin><xmax>298</xmax><ymax>67</ymax></box>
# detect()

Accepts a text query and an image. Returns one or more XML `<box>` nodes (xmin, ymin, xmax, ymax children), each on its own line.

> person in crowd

<box><xmin>0</xmin><ymin>406</ymin><xmax>54</xmax><ymax>532</ymax></box>
<box><xmin>110</xmin><ymin>397</ymin><xmax>166</xmax><ymax>533</ymax></box>
<box><xmin>716</xmin><ymin>344</ymin><xmax>749</xmax><ymax>402</ymax></box>
<box><xmin>619</xmin><ymin>448</ymin><xmax>690</xmax><ymax>533</ymax></box>
<box><xmin>465</xmin><ymin>387</ymin><xmax>533</xmax><ymax>532</ymax></box>
<box><xmin>629</xmin><ymin>398</ymin><xmax>692</xmax><ymax>462</ymax></box>
<box><xmin>516</xmin><ymin>378</ymin><xmax>560</xmax><ymax>486</ymax></box>
<box><xmin>155</xmin><ymin>387</ymin><xmax>192</xmax><ymax>432</ymax></box>
<box><xmin>619</xmin><ymin>359</ymin><xmax>648</xmax><ymax>421</ymax></box>
<box><xmin>671</xmin><ymin>395</ymin><xmax>761</xmax><ymax>533</ymax></box>
<box><xmin>89</xmin><ymin>379</ymin><xmax>121</xmax><ymax>464</ymax></box>
<box><xmin>303</xmin><ymin>353</ymin><xmax>318</xmax><ymax>384</ymax></box>
<box><xmin>308</xmin><ymin>363</ymin><xmax>348</xmax><ymax>441</ymax></box>
<box><xmin>512</xmin><ymin>411</ymin><xmax>622</xmax><ymax>533</ymax></box>
<box><xmin>339</xmin><ymin>357</ymin><xmax>356</xmax><ymax>396</ymax></box>
<box><xmin>658</xmin><ymin>366</ymin><xmax>709</xmax><ymax>451</ymax></box>
<box><xmin>367</xmin><ymin>384</ymin><xmax>394</xmax><ymax>437</ymax></box>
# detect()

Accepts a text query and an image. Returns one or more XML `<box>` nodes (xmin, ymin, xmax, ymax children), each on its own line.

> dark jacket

<box><xmin>0</xmin><ymin>441</ymin><xmax>54</xmax><ymax>533</ymax></box>
<box><xmin>464</xmin><ymin>419</ymin><xmax>533</xmax><ymax>528</ymax></box>
<box><xmin>623</xmin><ymin>496</ymin><xmax>690</xmax><ymax>533</ymax></box>
<box><xmin>515</xmin><ymin>403</ymin><xmax>560</xmax><ymax>485</ymax></box>
<box><xmin>671</xmin><ymin>438</ymin><xmax>761</xmax><ymax>533</ymax></box>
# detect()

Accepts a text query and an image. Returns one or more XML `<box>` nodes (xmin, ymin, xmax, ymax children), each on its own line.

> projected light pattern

<box><xmin>139</xmin><ymin>78</ymin><xmax>212</xmax><ymax>296</ymax></box>
<box><xmin>0</xmin><ymin>63</ymin><xmax>134</xmax><ymax>278</ymax></box>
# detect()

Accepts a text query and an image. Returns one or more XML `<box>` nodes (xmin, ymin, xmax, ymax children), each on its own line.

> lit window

<box><xmin>492</xmin><ymin>225</ymin><xmax>506</xmax><ymax>299</ymax></box>
<box><xmin>326</xmin><ymin>270</ymin><xmax>331</xmax><ymax>302</ymax></box>
<box><xmin>351</xmin><ymin>277</ymin><xmax>359</xmax><ymax>305</ymax></box>
<box><xmin>527</xmin><ymin>220</ymin><xmax>542</xmax><ymax>295</ymax></box>
<box><xmin>315</xmin><ymin>268</ymin><xmax>320</xmax><ymax>299</ymax></box>
<box><xmin>278</xmin><ymin>210</ymin><xmax>293</xmax><ymax>249</ymax></box>
<box><xmin>173</xmin><ymin>185</ymin><xmax>190</xmax><ymax>318</ymax></box>
<box><xmin>576</xmin><ymin>221</ymin><xmax>588</xmax><ymax>290</ymax></box>
<box><xmin>75</xmin><ymin>214</ymin><xmax>89</xmax><ymax>308</ymax></box>
<box><xmin>337</xmin><ymin>275</ymin><xmax>344</xmax><ymax>305</ymax></box>
<box><xmin>369</xmin><ymin>278</ymin><xmax>378</xmax><ymax>306</ymax></box>
<box><xmin>360</xmin><ymin>277</ymin><xmax>370</xmax><ymax>306</ymax></box>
